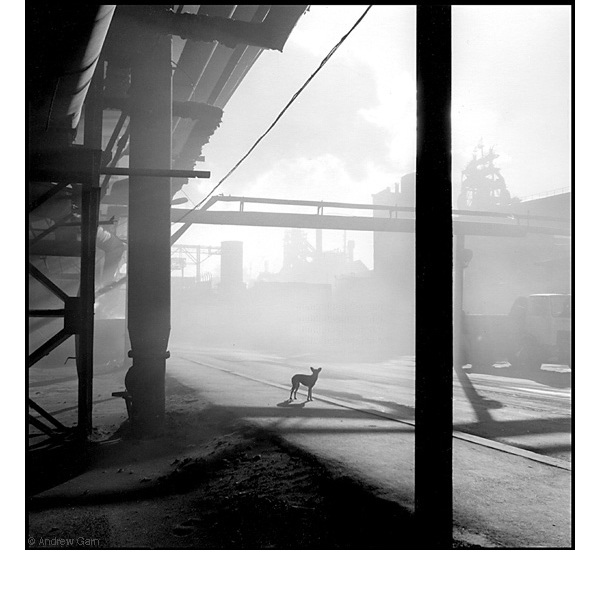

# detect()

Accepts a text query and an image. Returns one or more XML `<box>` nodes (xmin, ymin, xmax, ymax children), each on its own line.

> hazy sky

<box><xmin>452</xmin><ymin>5</ymin><xmax>571</xmax><ymax>199</ymax></box>
<box><xmin>175</xmin><ymin>5</ymin><xmax>571</xmax><ymax>277</ymax></box>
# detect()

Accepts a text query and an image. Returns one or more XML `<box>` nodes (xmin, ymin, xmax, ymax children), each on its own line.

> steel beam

<box><xmin>171</xmin><ymin>209</ymin><xmax>415</xmax><ymax>233</ymax></box>
<box><xmin>101</xmin><ymin>123</ymin><xmax>131</xmax><ymax>196</ymax></box>
<box><xmin>170</xmin><ymin>208</ymin><xmax>558</xmax><ymax>238</ymax></box>
<box><xmin>29</xmin><ymin>147</ymin><xmax>102</xmax><ymax>185</ymax></box>
<box><xmin>28</xmin><ymin>414</ymin><xmax>59</xmax><ymax>437</ymax></box>
<box><xmin>28</xmin><ymin>398</ymin><xmax>69</xmax><ymax>432</ymax></box>
<box><xmin>29</xmin><ymin>309</ymin><xmax>65</xmax><ymax>317</ymax></box>
<box><xmin>29</xmin><ymin>241</ymin><xmax>82</xmax><ymax>257</ymax></box>
<box><xmin>76</xmin><ymin>65</ymin><xmax>103</xmax><ymax>437</ymax></box>
<box><xmin>414</xmin><ymin>5</ymin><xmax>453</xmax><ymax>549</ymax></box>
<box><xmin>119</xmin><ymin>5</ymin><xmax>307</xmax><ymax>52</ymax></box>
<box><xmin>76</xmin><ymin>183</ymin><xmax>100</xmax><ymax>436</ymax></box>
<box><xmin>29</xmin><ymin>329</ymin><xmax>72</xmax><ymax>368</ymax></box>
<box><xmin>28</xmin><ymin>182</ymin><xmax>71</xmax><ymax>213</ymax></box>
<box><xmin>204</xmin><ymin>195</ymin><xmax>416</xmax><ymax>214</ymax></box>
<box><xmin>29</xmin><ymin>213</ymin><xmax>73</xmax><ymax>247</ymax></box>
<box><xmin>28</xmin><ymin>263</ymin><xmax>70</xmax><ymax>302</ymax></box>
<box><xmin>101</xmin><ymin>166</ymin><xmax>210</xmax><ymax>179</ymax></box>
<box><xmin>101</xmin><ymin>110</ymin><xmax>128</xmax><ymax>166</ymax></box>
<box><xmin>127</xmin><ymin>34</ymin><xmax>173</xmax><ymax>435</ymax></box>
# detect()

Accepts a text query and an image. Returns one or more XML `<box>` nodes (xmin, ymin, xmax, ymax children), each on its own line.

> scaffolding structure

<box><xmin>171</xmin><ymin>244</ymin><xmax>221</xmax><ymax>281</ymax></box>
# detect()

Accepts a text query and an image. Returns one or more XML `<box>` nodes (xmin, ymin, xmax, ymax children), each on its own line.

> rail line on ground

<box><xmin>176</xmin><ymin>354</ymin><xmax>572</xmax><ymax>472</ymax></box>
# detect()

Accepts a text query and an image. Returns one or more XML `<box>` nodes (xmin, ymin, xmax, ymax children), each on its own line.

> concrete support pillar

<box><xmin>415</xmin><ymin>5</ymin><xmax>453</xmax><ymax>548</ymax></box>
<box><xmin>127</xmin><ymin>34</ymin><xmax>173</xmax><ymax>435</ymax></box>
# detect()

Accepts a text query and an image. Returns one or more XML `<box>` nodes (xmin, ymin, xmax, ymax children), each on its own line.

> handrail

<box><xmin>206</xmin><ymin>195</ymin><xmax>570</xmax><ymax>223</ymax></box>
<box><xmin>517</xmin><ymin>187</ymin><xmax>570</xmax><ymax>202</ymax></box>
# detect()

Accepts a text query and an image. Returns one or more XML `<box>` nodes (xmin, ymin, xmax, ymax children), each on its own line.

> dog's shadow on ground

<box><xmin>277</xmin><ymin>399</ymin><xmax>310</xmax><ymax>409</ymax></box>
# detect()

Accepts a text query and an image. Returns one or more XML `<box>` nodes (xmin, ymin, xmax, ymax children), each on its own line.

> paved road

<box><xmin>28</xmin><ymin>343</ymin><xmax>572</xmax><ymax>547</ymax></box>
<box><xmin>170</xmin><ymin>344</ymin><xmax>572</xmax><ymax>463</ymax></box>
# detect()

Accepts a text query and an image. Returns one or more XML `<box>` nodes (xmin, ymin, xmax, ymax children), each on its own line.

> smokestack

<box><xmin>347</xmin><ymin>239</ymin><xmax>355</xmax><ymax>263</ymax></box>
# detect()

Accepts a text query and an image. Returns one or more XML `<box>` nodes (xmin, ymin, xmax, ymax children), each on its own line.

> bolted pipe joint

<box><xmin>125</xmin><ymin>350</ymin><xmax>171</xmax><ymax>437</ymax></box>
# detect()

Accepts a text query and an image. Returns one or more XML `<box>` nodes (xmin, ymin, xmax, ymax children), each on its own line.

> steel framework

<box><xmin>28</xmin><ymin>71</ymin><xmax>104</xmax><ymax>439</ymax></box>
<box><xmin>171</xmin><ymin>244</ymin><xmax>221</xmax><ymax>281</ymax></box>
<box><xmin>27</xmin><ymin>62</ymin><xmax>212</xmax><ymax>440</ymax></box>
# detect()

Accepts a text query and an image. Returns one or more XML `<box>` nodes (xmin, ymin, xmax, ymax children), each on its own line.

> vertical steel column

<box><xmin>415</xmin><ymin>5</ymin><xmax>453</xmax><ymax>548</ymax></box>
<box><xmin>127</xmin><ymin>34</ymin><xmax>173</xmax><ymax>435</ymax></box>
<box><xmin>454</xmin><ymin>234</ymin><xmax>465</xmax><ymax>368</ymax></box>
<box><xmin>77</xmin><ymin>65</ymin><xmax>103</xmax><ymax>437</ymax></box>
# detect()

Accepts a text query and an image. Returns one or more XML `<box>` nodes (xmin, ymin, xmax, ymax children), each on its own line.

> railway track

<box><xmin>176</xmin><ymin>353</ymin><xmax>571</xmax><ymax>472</ymax></box>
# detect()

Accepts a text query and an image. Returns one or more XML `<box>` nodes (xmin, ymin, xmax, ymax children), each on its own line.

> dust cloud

<box><xmin>170</xmin><ymin>226</ymin><xmax>415</xmax><ymax>363</ymax></box>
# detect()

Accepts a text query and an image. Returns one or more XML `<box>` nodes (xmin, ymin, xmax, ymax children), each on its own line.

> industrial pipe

<box><xmin>28</xmin><ymin>5</ymin><xmax>116</xmax><ymax>141</ymax></box>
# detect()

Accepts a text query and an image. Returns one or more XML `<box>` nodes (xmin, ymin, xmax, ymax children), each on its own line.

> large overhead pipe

<box><xmin>28</xmin><ymin>5</ymin><xmax>116</xmax><ymax>145</ymax></box>
<box><xmin>126</xmin><ymin>33</ymin><xmax>173</xmax><ymax>436</ymax></box>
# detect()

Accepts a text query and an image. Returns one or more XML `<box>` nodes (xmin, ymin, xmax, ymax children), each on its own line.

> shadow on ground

<box><xmin>466</xmin><ymin>364</ymin><xmax>571</xmax><ymax>389</ymax></box>
<box><xmin>28</xmin><ymin>378</ymin><xmax>490</xmax><ymax>549</ymax></box>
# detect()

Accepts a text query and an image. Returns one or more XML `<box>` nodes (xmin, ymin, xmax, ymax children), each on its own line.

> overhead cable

<box><xmin>172</xmin><ymin>5</ymin><xmax>374</xmax><ymax>233</ymax></box>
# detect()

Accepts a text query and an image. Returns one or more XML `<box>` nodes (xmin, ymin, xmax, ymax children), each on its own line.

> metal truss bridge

<box><xmin>169</xmin><ymin>194</ymin><xmax>571</xmax><ymax>238</ymax></box>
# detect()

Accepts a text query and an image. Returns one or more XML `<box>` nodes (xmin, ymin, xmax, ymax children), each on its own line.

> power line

<box><xmin>172</xmin><ymin>5</ymin><xmax>373</xmax><ymax>235</ymax></box>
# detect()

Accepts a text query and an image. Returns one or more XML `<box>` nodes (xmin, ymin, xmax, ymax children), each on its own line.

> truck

<box><xmin>462</xmin><ymin>293</ymin><xmax>571</xmax><ymax>370</ymax></box>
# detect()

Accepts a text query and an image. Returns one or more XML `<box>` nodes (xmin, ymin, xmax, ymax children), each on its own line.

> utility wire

<box><xmin>171</xmin><ymin>5</ymin><xmax>373</xmax><ymax>237</ymax></box>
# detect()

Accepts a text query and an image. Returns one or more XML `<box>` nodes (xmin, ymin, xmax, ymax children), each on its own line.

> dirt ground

<box><xmin>28</xmin><ymin>376</ymin><xmax>483</xmax><ymax>550</ymax></box>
